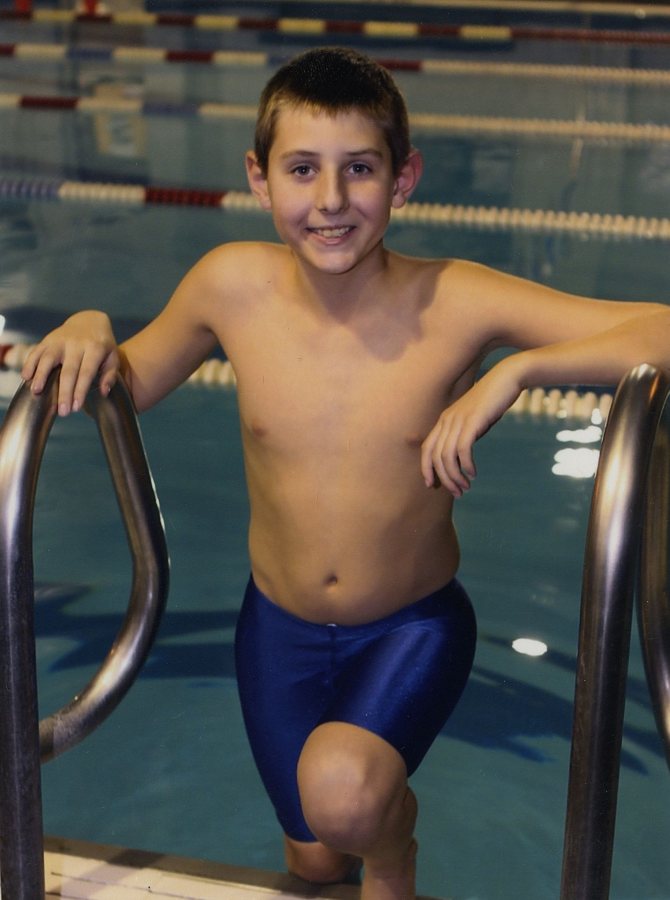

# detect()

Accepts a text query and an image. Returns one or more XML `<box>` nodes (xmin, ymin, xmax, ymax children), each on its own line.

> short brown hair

<box><xmin>254</xmin><ymin>48</ymin><xmax>411</xmax><ymax>176</ymax></box>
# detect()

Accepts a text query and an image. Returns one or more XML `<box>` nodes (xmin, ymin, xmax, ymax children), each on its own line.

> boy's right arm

<box><xmin>21</xmin><ymin>244</ymin><xmax>235</xmax><ymax>415</ymax></box>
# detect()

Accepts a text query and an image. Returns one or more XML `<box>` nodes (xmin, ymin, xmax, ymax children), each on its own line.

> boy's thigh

<box><xmin>326</xmin><ymin>612</ymin><xmax>475</xmax><ymax>776</ymax></box>
<box><xmin>235</xmin><ymin>583</ymin><xmax>333</xmax><ymax>841</ymax></box>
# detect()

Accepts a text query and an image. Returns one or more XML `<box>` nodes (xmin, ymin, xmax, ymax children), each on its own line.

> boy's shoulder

<box><xmin>390</xmin><ymin>252</ymin><xmax>499</xmax><ymax>300</ymax></box>
<box><xmin>197</xmin><ymin>240</ymin><xmax>289</xmax><ymax>281</ymax></box>
<box><xmin>178</xmin><ymin>241</ymin><xmax>293</xmax><ymax>314</ymax></box>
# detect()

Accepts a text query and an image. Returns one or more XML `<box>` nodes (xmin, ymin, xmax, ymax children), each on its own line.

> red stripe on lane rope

<box><xmin>144</xmin><ymin>186</ymin><xmax>226</xmax><ymax>207</ymax></box>
<box><xmin>156</xmin><ymin>14</ymin><xmax>196</xmax><ymax>27</ymax></box>
<box><xmin>512</xmin><ymin>26</ymin><xmax>670</xmax><ymax>44</ymax></box>
<box><xmin>238</xmin><ymin>17</ymin><xmax>278</xmax><ymax>31</ymax></box>
<box><xmin>165</xmin><ymin>49</ymin><xmax>215</xmax><ymax>63</ymax></box>
<box><xmin>378</xmin><ymin>59</ymin><xmax>423</xmax><ymax>72</ymax></box>
<box><xmin>20</xmin><ymin>95</ymin><xmax>78</xmax><ymax>110</ymax></box>
<box><xmin>325</xmin><ymin>20</ymin><xmax>365</xmax><ymax>35</ymax></box>
<box><xmin>418</xmin><ymin>24</ymin><xmax>461</xmax><ymax>38</ymax></box>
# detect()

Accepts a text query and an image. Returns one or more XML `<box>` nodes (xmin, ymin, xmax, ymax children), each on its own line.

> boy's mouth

<box><xmin>308</xmin><ymin>226</ymin><xmax>354</xmax><ymax>239</ymax></box>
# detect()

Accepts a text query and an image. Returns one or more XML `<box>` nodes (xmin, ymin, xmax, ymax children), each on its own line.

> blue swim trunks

<box><xmin>234</xmin><ymin>576</ymin><xmax>476</xmax><ymax>842</ymax></box>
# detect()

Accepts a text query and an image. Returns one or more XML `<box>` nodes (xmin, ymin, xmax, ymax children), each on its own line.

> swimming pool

<box><xmin>1</xmin><ymin>2</ymin><xmax>669</xmax><ymax>898</ymax></box>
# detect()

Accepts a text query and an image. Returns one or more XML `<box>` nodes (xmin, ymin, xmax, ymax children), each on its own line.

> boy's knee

<box><xmin>297</xmin><ymin>726</ymin><xmax>406</xmax><ymax>852</ymax></box>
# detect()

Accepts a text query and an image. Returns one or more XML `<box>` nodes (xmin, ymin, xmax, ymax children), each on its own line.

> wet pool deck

<box><xmin>43</xmin><ymin>836</ymin><xmax>444</xmax><ymax>899</ymax></box>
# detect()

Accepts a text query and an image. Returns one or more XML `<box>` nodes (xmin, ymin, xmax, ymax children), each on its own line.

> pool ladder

<box><xmin>560</xmin><ymin>362</ymin><xmax>670</xmax><ymax>899</ymax></box>
<box><xmin>0</xmin><ymin>364</ymin><xmax>668</xmax><ymax>899</ymax></box>
<box><xmin>0</xmin><ymin>369</ymin><xmax>169</xmax><ymax>898</ymax></box>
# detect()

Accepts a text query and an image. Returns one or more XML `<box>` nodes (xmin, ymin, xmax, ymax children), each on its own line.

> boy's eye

<box><xmin>291</xmin><ymin>164</ymin><xmax>313</xmax><ymax>177</ymax></box>
<box><xmin>349</xmin><ymin>162</ymin><xmax>372</xmax><ymax>175</ymax></box>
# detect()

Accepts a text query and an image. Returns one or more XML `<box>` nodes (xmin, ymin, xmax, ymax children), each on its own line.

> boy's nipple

<box><xmin>249</xmin><ymin>419</ymin><xmax>267</xmax><ymax>439</ymax></box>
<box><xmin>405</xmin><ymin>432</ymin><xmax>425</xmax><ymax>449</ymax></box>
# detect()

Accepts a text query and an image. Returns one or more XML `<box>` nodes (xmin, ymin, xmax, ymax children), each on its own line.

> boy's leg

<box><xmin>284</xmin><ymin>836</ymin><xmax>361</xmax><ymax>884</ymax></box>
<box><xmin>291</xmin><ymin>721</ymin><xmax>418</xmax><ymax>900</ymax></box>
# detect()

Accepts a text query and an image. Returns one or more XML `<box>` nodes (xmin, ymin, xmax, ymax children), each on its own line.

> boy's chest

<box><xmin>228</xmin><ymin>311</ymin><xmax>477</xmax><ymax>451</ymax></box>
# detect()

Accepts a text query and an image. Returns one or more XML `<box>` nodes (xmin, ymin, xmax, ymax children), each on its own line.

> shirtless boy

<box><xmin>22</xmin><ymin>48</ymin><xmax>670</xmax><ymax>900</ymax></box>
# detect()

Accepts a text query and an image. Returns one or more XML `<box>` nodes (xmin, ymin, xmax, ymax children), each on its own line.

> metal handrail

<box><xmin>639</xmin><ymin>405</ymin><xmax>670</xmax><ymax>771</ymax></box>
<box><xmin>560</xmin><ymin>363</ymin><xmax>670</xmax><ymax>900</ymax></box>
<box><xmin>0</xmin><ymin>369</ymin><xmax>169</xmax><ymax>899</ymax></box>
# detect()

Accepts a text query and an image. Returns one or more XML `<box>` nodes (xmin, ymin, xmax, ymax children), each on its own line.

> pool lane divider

<box><xmin>0</xmin><ymin>342</ymin><xmax>612</xmax><ymax>421</ymax></box>
<box><xmin>1</xmin><ymin>176</ymin><xmax>669</xmax><ymax>240</ymax></box>
<box><xmin>3</xmin><ymin>42</ymin><xmax>670</xmax><ymax>86</ymax></box>
<box><xmin>5</xmin><ymin>93</ymin><xmax>670</xmax><ymax>145</ymax></box>
<box><xmin>3</xmin><ymin>9</ymin><xmax>670</xmax><ymax>47</ymax></box>
<box><xmin>1</xmin><ymin>176</ymin><xmax>669</xmax><ymax>241</ymax></box>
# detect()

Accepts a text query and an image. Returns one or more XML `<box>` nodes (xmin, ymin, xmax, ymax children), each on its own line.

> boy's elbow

<box><xmin>638</xmin><ymin>306</ymin><xmax>670</xmax><ymax>372</ymax></box>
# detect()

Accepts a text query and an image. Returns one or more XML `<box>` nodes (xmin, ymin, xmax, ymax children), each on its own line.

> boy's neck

<box><xmin>291</xmin><ymin>245</ymin><xmax>393</xmax><ymax>320</ymax></box>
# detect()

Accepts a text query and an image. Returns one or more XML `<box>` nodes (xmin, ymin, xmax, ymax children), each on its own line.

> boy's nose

<box><xmin>316</xmin><ymin>171</ymin><xmax>348</xmax><ymax>213</ymax></box>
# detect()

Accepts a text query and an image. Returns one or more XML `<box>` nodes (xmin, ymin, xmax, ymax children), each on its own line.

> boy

<box><xmin>22</xmin><ymin>47</ymin><xmax>670</xmax><ymax>900</ymax></box>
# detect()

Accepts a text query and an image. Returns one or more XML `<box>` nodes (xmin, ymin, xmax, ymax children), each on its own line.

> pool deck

<box><xmin>43</xmin><ymin>836</ymin><xmax>446</xmax><ymax>899</ymax></box>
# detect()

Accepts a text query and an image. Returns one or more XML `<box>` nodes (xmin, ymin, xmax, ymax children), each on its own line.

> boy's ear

<box><xmin>245</xmin><ymin>151</ymin><xmax>272</xmax><ymax>211</ymax></box>
<box><xmin>391</xmin><ymin>148</ymin><xmax>423</xmax><ymax>209</ymax></box>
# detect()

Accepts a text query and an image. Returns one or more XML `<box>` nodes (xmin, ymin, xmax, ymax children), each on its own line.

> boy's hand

<box><xmin>421</xmin><ymin>359</ymin><xmax>523</xmax><ymax>497</ymax></box>
<box><xmin>21</xmin><ymin>311</ymin><xmax>120</xmax><ymax>416</ymax></box>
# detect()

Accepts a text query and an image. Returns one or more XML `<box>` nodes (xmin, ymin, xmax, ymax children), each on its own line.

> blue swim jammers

<box><xmin>234</xmin><ymin>576</ymin><xmax>476</xmax><ymax>842</ymax></box>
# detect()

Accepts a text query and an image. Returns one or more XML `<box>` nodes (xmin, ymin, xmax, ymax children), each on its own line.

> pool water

<box><xmin>0</xmin><ymin>3</ymin><xmax>669</xmax><ymax>898</ymax></box>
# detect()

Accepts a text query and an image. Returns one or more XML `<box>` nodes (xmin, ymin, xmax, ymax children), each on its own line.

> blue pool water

<box><xmin>0</xmin><ymin>3</ymin><xmax>669</xmax><ymax>898</ymax></box>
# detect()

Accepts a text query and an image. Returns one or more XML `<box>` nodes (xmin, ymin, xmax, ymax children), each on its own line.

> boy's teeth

<box><xmin>314</xmin><ymin>227</ymin><xmax>350</xmax><ymax>237</ymax></box>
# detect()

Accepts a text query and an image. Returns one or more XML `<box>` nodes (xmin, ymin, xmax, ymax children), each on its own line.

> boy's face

<box><xmin>246</xmin><ymin>105</ymin><xmax>419</xmax><ymax>278</ymax></box>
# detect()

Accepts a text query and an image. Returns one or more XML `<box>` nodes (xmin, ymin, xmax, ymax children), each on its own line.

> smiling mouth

<box><xmin>308</xmin><ymin>226</ymin><xmax>354</xmax><ymax>239</ymax></box>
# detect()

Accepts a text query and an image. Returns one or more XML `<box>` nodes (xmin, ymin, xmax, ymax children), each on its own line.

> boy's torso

<box><xmin>211</xmin><ymin>244</ymin><xmax>485</xmax><ymax>624</ymax></box>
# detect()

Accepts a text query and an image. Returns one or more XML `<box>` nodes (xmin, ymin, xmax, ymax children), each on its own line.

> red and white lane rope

<box><xmin>1</xmin><ymin>177</ymin><xmax>668</xmax><ymax>241</ymax></box>
<box><xmin>2</xmin><ymin>42</ymin><xmax>670</xmax><ymax>87</ymax></box>
<box><xmin>4</xmin><ymin>93</ymin><xmax>670</xmax><ymax>146</ymax></box>
<box><xmin>3</xmin><ymin>8</ymin><xmax>670</xmax><ymax>47</ymax></box>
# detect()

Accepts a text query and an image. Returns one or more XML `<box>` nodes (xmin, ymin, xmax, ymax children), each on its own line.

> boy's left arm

<box><xmin>422</xmin><ymin>271</ymin><xmax>670</xmax><ymax>496</ymax></box>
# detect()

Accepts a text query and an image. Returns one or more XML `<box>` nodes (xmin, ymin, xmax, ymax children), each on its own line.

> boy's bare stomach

<box><xmin>245</xmin><ymin>469</ymin><xmax>460</xmax><ymax>625</ymax></box>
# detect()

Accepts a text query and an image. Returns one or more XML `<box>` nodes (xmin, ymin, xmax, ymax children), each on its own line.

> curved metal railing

<box><xmin>560</xmin><ymin>363</ymin><xmax>670</xmax><ymax>900</ymax></box>
<box><xmin>639</xmin><ymin>403</ymin><xmax>670</xmax><ymax>771</ymax></box>
<box><xmin>0</xmin><ymin>369</ymin><xmax>169</xmax><ymax>899</ymax></box>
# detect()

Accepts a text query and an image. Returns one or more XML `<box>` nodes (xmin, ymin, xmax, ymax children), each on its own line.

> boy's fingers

<box><xmin>420</xmin><ymin>438</ymin><xmax>437</xmax><ymax>486</ymax></box>
<box><xmin>97</xmin><ymin>352</ymin><xmax>119</xmax><ymax>397</ymax></box>
<box><xmin>420</xmin><ymin>422</ymin><xmax>443</xmax><ymax>486</ymax></box>
<box><xmin>29</xmin><ymin>349</ymin><xmax>64</xmax><ymax>395</ymax></box>
<box><xmin>422</xmin><ymin>422</ymin><xmax>459</xmax><ymax>494</ymax></box>
<box><xmin>441</xmin><ymin>437</ymin><xmax>475</xmax><ymax>496</ymax></box>
<box><xmin>422</xmin><ymin>412</ymin><xmax>478</xmax><ymax>495</ymax></box>
<box><xmin>97</xmin><ymin>372</ymin><xmax>115</xmax><ymax>397</ymax></box>
<box><xmin>55</xmin><ymin>362</ymin><xmax>80</xmax><ymax>415</ymax></box>
<box><xmin>70</xmin><ymin>355</ymin><xmax>110</xmax><ymax>412</ymax></box>
<box><xmin>455</xmin><ymin>437</ymin><xmax>477</xmax><ymax>482</ymax></box>
<box><xmin>20</xmin><ymin>346</ymin><xmax>39</xmax><ymax>382</ymax></box>
<box><xmin>430</xmin><ymin>440</ymin><xmax>463</xmax><ymax>496</ymax></box>
<box><xmin>432</xmin><ymin>456</ymin><xmax>456</xmax><ymax>495</ymax></box>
